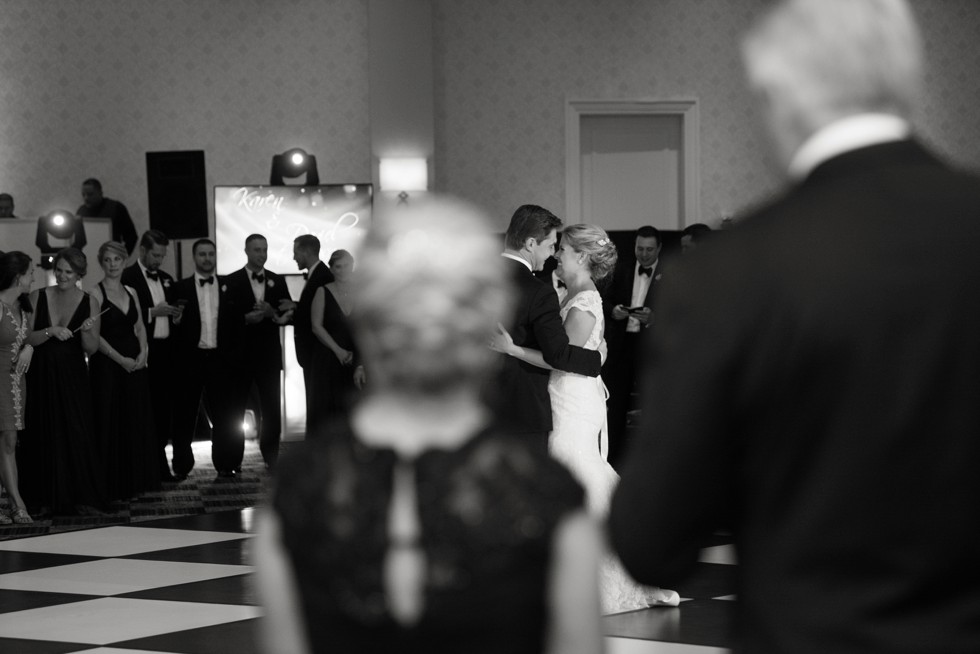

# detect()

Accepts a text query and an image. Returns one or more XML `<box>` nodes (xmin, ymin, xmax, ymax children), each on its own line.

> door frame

<box><xmin>565</xmin><ymin>99</ymin><xmax>700</xmax><ymax>227</ymax></box>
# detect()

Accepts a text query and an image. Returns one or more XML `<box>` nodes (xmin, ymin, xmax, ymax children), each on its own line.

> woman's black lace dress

<box><xmin>272</xmin><ymin>424</ymin><xmax>585</xmax><ymax>654</ymax></box>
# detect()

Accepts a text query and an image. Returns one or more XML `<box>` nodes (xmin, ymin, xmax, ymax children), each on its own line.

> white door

<box><xmin>565</xmin><ymin>100</ymin><xmax>700</xmax><ymax>231</ymax></box>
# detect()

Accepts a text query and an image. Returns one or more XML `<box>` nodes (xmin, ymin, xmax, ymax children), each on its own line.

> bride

<box><xmin>492</xmin><ymin>224</ymin><xmax>679</xmax><ymax>614</ymax></box>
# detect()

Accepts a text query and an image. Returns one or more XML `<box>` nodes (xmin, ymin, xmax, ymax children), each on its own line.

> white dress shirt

<box><xmin>627</xmin><ymin>260</ymin><xmax>657</xmax><ymax>333</ymax></box>
<box><xmin>140</xmin><ymin>261</ymin><xmax>170</xmax><ymax>339</ymax></box>
<box><xmin>194</xmin><ymin>272</ymin><xmax>219</xmax><ymax>349</ymax></box>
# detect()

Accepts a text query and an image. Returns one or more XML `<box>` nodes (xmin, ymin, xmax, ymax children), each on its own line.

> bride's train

<box><xmin>549</xmin><ymin>364</ymin><xmax>679</xmax><ymax>614</ymax></box>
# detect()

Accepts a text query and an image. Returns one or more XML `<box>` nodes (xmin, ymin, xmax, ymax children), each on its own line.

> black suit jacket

<box><xmin>610</xmin><ymin>139</ymin><xmax>980</xmax><ymax>653</ymax></box>
<box><xmin>172</xmin><ymin>275</ymin><xmax>247</xmax><ymax>370</ymax></box>
<box><xmin>293</xmin><ymin>261</ymin><xmax>334</xmax><ymax>368</ymax></box>
<box><xmin>601</xmin><ymin>256</ymin><xmax>663</xmax><ymax>371</ymax></box>
<box><xmin>121</xmin><ymin>263</ymin><xmax>177</xmax><ymax>337</ymax></box>
<box><xmin>492</xmin><ymin>257</ymin><xmax>602</xmax><ymax>434</ymax></box>
<box><xmin>225</xmin><ymin>268</ymin><xmax>292</xmax><ymax>372</ymax></box>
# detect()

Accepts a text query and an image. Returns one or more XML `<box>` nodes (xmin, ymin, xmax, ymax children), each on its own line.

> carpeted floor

<box><xmin>0</xmin><ymin>438</ymin><xmax>276</xmax><ymax>542</ymax></box>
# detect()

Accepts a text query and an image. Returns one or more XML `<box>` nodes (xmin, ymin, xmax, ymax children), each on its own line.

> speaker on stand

<box><xmin>146</xmin><ymin>150</ymin><xmax>209</xmax><ymax>278</ymax></box>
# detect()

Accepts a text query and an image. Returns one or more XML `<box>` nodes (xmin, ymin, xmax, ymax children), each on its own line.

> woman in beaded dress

<box><xmin>0</xmin><ymin>251</ymin><xmax>35</xmax><ymax>525</ymax></box>
<box><xmin>254</xmin><ymin>199</ymin><xmax>602</xmax><ymax>654</ymax></box>
<box><xmin>492</xmin><ymin>224</ymin><xmax>680</xmax><ymax>614</ymax></box>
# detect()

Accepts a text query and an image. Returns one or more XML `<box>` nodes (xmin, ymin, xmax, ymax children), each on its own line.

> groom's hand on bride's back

<box><xmin>599</xmin><ymin>340</ymin><xmax>608</xmax><ymax>365</ymax></box>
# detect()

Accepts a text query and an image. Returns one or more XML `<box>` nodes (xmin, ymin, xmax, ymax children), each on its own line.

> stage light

<box><xmin>270</xmin><ymin>147</ymin><xmax>320</xmax><ymax>186</ymax></box>
<box><xmin>35</xmin><ymin>210</ymin><xmax>87</xmax><ymax>269</ymax></box>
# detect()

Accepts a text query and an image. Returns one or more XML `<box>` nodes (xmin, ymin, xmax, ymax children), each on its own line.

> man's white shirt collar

<box><xmin>501</xmin><ymin>252</ymin><xmax>532</xmax><ymax>272</ymax></box>
<box><xmin>788</xmin><ymin>113</ymin><xmax>911</xmax><ymax>181</ymax></box>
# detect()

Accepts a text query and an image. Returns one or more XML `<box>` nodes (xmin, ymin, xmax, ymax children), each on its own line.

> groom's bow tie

<box><xmin>199</xmin><ymin>276</ymin><xmax>215</xmax><ymax>286</ymax></box>
<box><xmin>146</xmin><ymin>270</ymin><xmax>160</xmax><ymax>282</ymax></box>
<box><xmin>638</xmin><ymin>266</ymin><xmax>653</xmax><ymax>277</ymax></box>
<box><xmin>252</xmin><ymin>272</ymin><xmax>265</xmax><ymax>283</ymax></box>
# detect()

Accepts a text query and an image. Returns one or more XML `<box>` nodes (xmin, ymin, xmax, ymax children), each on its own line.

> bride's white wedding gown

<box><xmin>548</xmin><ymin>289</ymin><xmax>679</xmax><ymax>614</ymax></box>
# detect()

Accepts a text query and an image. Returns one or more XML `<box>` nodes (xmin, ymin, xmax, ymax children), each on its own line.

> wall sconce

<box><xmin>35</xmin><ymin>210</ymin><xmax>86</xmax><ymax>269</ymax></box>
<box><xmin>379</xmin><ymin>157</ymin><xmax>428</xmax><ymax>203</ymax></box>
<box><xmin>270</xmin><ymin>147</ymin><xmax>320</xmax><ymax>186</ymax></box>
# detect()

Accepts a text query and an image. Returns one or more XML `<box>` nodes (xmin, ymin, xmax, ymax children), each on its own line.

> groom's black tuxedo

<box><xmin>611</xmin><ymin>139</ymin><xmax>980</xmax><ymax>653</ymax></box>
<box><xmin>491</xmin><ymin>256</ymin><xmax>601</xmax><ymax>444</ymax></box>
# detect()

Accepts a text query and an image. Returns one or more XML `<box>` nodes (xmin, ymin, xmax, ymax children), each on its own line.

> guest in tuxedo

<box><xmin>225</xmin><ymin>234</ymin><xmax>293</xmax><ymax>469</ymax></box>
<box><xmin>172</xmin><ymin>239</ymin><xmax>249</xmax><ymax>479</ymax></box>
<box><xmin>492</xmin><ymin>204</ymin><xmax>602</xmax><ymax>452</ymax></box>
<box><xmin>611</xmin><ymin>1</ymin><xmax>980</xmax><ymax>652</ymax></box>
<box><xmin>121</xmin><ymin>230</ymin><xmax>183</xmax><ymax>480</ymax></box>
<box><xmin>307</xmin><ymin>249</ymin><xmax>358</xmax><ymax>435</ymax></box>
<box><xmin>601</xmin><ymin>225</ymin><xmax>663</xmax><ymax>468</ymax></box>
<box><xmin>290</xmin><ymin>234</ymin><xmax>334</xmax><ymax>429</ymax></box>
<box><xmin>76</xmin><ymin>178</ymin><xmax>138</xmax><ymax>255</ymax></box>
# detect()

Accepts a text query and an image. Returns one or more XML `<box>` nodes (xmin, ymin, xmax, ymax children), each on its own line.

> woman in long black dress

<box><xmin>89</xmin><ymin>241</ymin><xmax>160</xmax><ymax>500</ymax></box>
<box><xmin>21</xmin><ymin>247</ymin><xmax>106</xmax><ymax>515</ymax></box>
<box><xmin>254</xmin><ymin>199</ymin><xmax>602</xmax><ymax>654</ymax></box>
<box><xmin>307</xmin><ymin>249</ymin><xmax>358</xmax><ymax>434</ymax></box>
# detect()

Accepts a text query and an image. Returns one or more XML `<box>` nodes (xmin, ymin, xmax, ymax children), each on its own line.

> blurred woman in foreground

<box><xmin>254</xmin><ymin>198</ymin><xmax>602</xmax><ymax>654</ymax></box>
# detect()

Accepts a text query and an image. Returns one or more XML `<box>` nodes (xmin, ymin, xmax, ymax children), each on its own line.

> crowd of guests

<box><xmin>0</xmin><ymin>226</ymin><xmax>361</xmax><ymax>522</ymax></box>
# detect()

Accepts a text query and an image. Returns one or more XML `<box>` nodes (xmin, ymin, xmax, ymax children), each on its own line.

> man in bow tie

<box><xmin>601</xmin><ymin>225</ymin><xmax>663</xmax><ymax>469</ymax></box>
<box><xmin>173</xmin><ymin>239</ymin><xmax>249</xmax><ymax>479</ymax></box>
<box><xmin>225</xmin><ymin>234</ymin><xmax>293</xmax><ymax>469</ymax></box>
<box><xmin>121</xmin><ymin>230</ymin><xmax>184</xmax><ymax>481</ymax></box>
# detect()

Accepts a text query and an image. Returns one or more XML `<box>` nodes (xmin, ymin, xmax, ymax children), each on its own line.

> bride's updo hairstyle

<box><xmin>561</xmin><ymin>224</ymin><xmax>618</xmax><ymax>284</ymax></box>
<box><xmin>351</xmin><ymin>197</ymin><xmax>514</xmax><ymax>396</ymax></box>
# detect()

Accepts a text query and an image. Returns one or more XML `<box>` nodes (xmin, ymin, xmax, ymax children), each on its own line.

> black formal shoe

<box><xmin>216</xmin><ymin>470</ymin><xmax>237</xmax><ymax>480</ymax></box>
<box><xmin>161</xmin><ymin>472</ymin><xmax>177</xmax><ymax>483</ymax></box>
<box><xmin>173</xmin><ymin>473</ymin><xmax>188</xmax><ymax>482</ymax></box>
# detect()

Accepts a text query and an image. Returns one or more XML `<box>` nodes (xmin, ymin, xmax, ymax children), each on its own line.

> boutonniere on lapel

<box><xmin>267</xmin><ymin>279</ymin><xmax>275</xmax><ymax>289</ymax></box>
<box><xmin>654</xmin><ymin>273</ymin><xmax>662</xmax><ymax>281</ymax></box>
<box><xmin>220</xmin><ymin>284</ymin><xmax>228</xmax><ymax>293</ymax></box>
<box><xmin>163</xmin><ymin>279</ymin><xmax>171</xmax><ymax>289</ymax></box>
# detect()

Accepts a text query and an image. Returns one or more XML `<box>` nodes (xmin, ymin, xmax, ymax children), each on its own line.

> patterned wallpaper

<box><xmin>433</xmin><ymin>0</ymin><xmax>980</xmax><ymax>229</ymax></box>
<box><xmin>3</xmin><ymin>0</ymin><xmax>979</xmax><ymax>239</ymax></box>
<box><xmin>0</xmin><ymin>0</ymin><xmax>371</xmax><ymax>242</ymax></box>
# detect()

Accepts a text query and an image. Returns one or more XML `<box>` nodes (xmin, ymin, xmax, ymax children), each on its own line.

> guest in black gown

<box><xmin>254</xmin><ymin>198</ymin><xmax>602</xmax><ymax>654</ymax></box>
<box><xmin>307</xmin><ymin>249</ymin><xmax>358</xmax><ymax>435</ymax></box>
<box><xmin>21</xmin><ymin>248</ymin><xmax>106</xmax><ymax>515</ymax></box>
<box><xmin>89</xmin><ymin>241</ymin><xmax>160</xmax><ymax>500</ymax></box>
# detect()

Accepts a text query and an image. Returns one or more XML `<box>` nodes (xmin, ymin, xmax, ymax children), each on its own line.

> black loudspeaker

<box><xmin>146</xmin><ymin>150</ymin><xmax>209</xmax><ymax>240</ymax></box>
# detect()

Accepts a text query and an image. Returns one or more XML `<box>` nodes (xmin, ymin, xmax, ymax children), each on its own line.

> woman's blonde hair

<box><xmin>98</xmin><ymin>240</ymin><xmax>128</xmax><ymax>263</ymax></box>
<box><xmin>351</xmin><ymin>197</ymin><xmax>513</xmax><ymax>395</ymax></box>
<box><xmin>561</xmin><ymin>224</ymin><xmax>618</xmax><ymax>284</ymax></box>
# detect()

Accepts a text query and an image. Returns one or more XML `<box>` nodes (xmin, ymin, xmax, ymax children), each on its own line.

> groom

<box><xmin>492</xmin><ymin>204</ymin><xmax>603</xmax><ymax>451</ymax></box>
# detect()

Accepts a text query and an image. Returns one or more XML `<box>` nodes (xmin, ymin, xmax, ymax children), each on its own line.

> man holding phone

<box><xmin>122</xmin><ymin>229</ymin><xmax>184</xmax><ymax>480</ymax></box>
<box><xmin>601</xmin><ymin>225</ymin><xmax>663</xmax><ymax>469</ymax></box>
